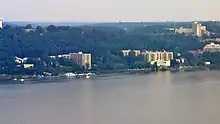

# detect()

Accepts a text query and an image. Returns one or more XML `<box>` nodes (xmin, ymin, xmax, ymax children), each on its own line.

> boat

<box><xmin>13</xmin><ymin>78</ymin><xmax>18</xmax><ymax>81</ymax></box>
<box><xmin>64</xmin><ymin>73</ymin><xmax>76</xmax><ymax>77</ymax></box>
<box><xmin>20</xmin><ymin>79</ymin><xmax>24</xmax><ymax>82</ymax></box>
<box><xmin>85</xmin><ymin>75</ymin><xmax>91</xmax><ymax>79</ymax></box>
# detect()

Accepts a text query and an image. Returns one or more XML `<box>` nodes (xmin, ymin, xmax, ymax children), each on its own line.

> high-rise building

<box><xmin>176</xmin><ymin>22</ymin><xmax>210</xmax><ymax>37</ymax></box>
<box><xmin>69</xmin><ymin>52</ymin><xmax>92</xmax><ymax>69</ymax></box>
<box><xmin>192</xmin><ymin>22</ymin><xmax>202</xmax><ymax>37</ymax></box>
<box><xmin>0</xmin><ymin>19</ymin><xmax>3</xmax><ymax>29</ymax></box>
<box><xmin>144</xmin><ymin>51</ymin><xmax>174</xmax><ymax>67</ymax></box>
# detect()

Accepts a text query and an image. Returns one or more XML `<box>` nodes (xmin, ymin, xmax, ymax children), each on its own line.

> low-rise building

<box><xmin>175</xmin><ymin>27</ymin><xmax>193</xmax><ymax>34</ymax></box>
<box><xmin>121</xmin><ymin>50</ymin><xmax>141</xmax><ymax>56</ymax></box>
<box><xmin>23</xmin><ymin>64</ymin><xmax>34</xmax><ymax>69</ymax></box>
<box><xmin>121</xmin><ymin>50</ymin><xmax>131</xmax><ymax>56</ymax></box>
<box><xmin>203</xmin><ymin>43</ymin><xmax>220</xmax><ymax>52</ymax></box>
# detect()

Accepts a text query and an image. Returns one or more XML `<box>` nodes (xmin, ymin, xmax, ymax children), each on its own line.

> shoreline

<box><xmin>0</xmin><ymin>66</ymin><xmax>216</xmax><ymax>82</ymax></box>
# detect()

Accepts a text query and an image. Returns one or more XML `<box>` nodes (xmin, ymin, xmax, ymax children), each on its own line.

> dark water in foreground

<box><xmin>1</xmin><ymin>71</ymin><xmax>220</xmax><ymax>124</ymax></box>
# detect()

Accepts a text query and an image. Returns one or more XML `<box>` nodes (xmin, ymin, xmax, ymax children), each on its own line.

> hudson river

<box><xmin>1</xmin><ymin>71</ymin><xmax>220</xmax><ymax>124</ymax></box>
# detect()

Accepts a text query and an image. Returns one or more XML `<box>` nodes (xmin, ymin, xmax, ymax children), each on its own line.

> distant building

<box><xmin>23</xmin><ymin>64</ymin><xmax>34</xmax><ymax>69</ymax></box>
<box><xmin>121</xmin><ymin>50</ymin><xmax>141</xmax><ymax>56</ymax></box>
<box><xmin>0</xmin><ymin>19</ymin><xmax>2</xmax><ymax>29</ymax></box>
<box><xmin>15</xmin><ymin>57</ymin><xmax>28</xmax><ymax>64</ymax></box>
<box><xmin>133</xmin><ymin>50</ymin><xmax>141</xmax><ymax>56</ymax></box>
<box><xmin>121</xmin><ymin>50</ymin><xmax>131</xmax><ymax>56</ymax></box>
<box><xmin>175</xmin><ymin>22</ymin><xmax>210</xmax><ymax>37</ymax></box>
<box><xmin>69</xmin><ymin>52</ymin><xmax>92</xmax><ymax>69</ymax></box>
<box><xmin>58</xmin><ymin>54</ymin><xmax>70</xmax><ymax>58</ymax></box>
<box><xmin>203</xmin><ymin>43</ymin><xmax>220</xmax><ymax>52</ymax></box>
<box><xmin>57</xmin><ymin>52</ymin><xmax>92</xmax><ymax>69</ymax></box>
<box><xmin>143</xmin><ymin>51</ymin><xmax>174</xmax><ymax>67</ymax></box>
<box><xmin>175</xmin><ymin>27</ymin><xmax>193</xmax><ymax>34</ymax></box>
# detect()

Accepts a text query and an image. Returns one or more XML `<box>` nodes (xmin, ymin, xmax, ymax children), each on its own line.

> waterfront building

<box><xmin>23</xmin><ymin>64</ymin><xmax>34</xmax><ymax>69</ymax></box>
<box><xmin>69</xmin><ymin>52</ymin><xmax>92</xmax><ymax>69</ymax></box>
<box><xmin>203</xmin><ymin>43</ymin><xmax>220</xmax><ymax>52</ymax></box>
<box><xmin>57</xmin><ymin>52</ymin><xmax>92</xmax><ymax>69</ymax></box>
<box><xmin>58</xmin><ymin>54</ymin><xmax>70</xmax><ymax>58</ymax></box>
<box><xmin>143</xmin><ymin>51</ymin><xmax>174</xmax><ymax>67</ymax></box>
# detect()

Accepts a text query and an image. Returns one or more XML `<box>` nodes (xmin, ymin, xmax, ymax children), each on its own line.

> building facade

<box><xmin>192</xmin><ymin>22</ymin><xmax>202</xmax><ymax>37</ymax></box>
<box><xmin>69</xmin><ymin>52</ymin><xmax>92</xmax><ymax>69</ymax></box>
<box><xmin>176</xmin><ymin>22</ymin><xmax>210</xmax><ymax>37</ymax></box>
<box><xmin>121</xmin><ymin>50</ymin><xmax>141</xmax><ymax>56</ymax></box>
<box><xmin>144</xmin><ymin>51</ymin><xmax>174</xmax><ymax>67</ymax></box>
<box><xmin>0</xmin><ymin>19</ymin><xmax>2</xmax><ymax>29</ymax></box>
<box><xmin>203</xmin><ymin>43</ymin><xmax>220</xmax><ymax>52</ymax></box>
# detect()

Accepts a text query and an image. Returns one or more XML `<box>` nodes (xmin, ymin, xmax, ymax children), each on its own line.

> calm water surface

<box><xmin>1</xmin><ymin>71</ymin><xmax>220</xmax><ymax>124</ymax></box>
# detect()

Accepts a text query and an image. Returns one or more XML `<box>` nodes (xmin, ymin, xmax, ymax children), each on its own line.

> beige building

<box><xmin>69</xmin><ymin>52</ymin><xmax>92</xmax><ymax>69</ymax></box>
<box><xmin>57</xmin><ymin>52</ymin><xmax>92</xmax><ymax>69</ymax></box>
<box><xmin>143</xmin><ymin>51</ymin><xmax>174</xmax><ymax>67</ymax></box>
<box><xmin>122</xmin><ymin>50</ymin><xmax>131</xmax><ymax>56</ymax></box>
<box><xmin>203</xmin><ymin>43</ymin><xmax>220</xmax><ymax>52</ymax></box>
<box><xmin>192</xmin><ymin>22</ymin><xmax>210</xmax><ymax>37</ymax></box>
<box><xmin>176</xmin><ymin>22</ymin><xmax>210</xmax><ymax>37</ymax></box>
<box><xmin>121</xmin><ymin>50</ymin><xmax>141</xmax><ymax>56</ymax></box>
<box><xmin>0</xmin><ymin>19</ymin><xmax>2</xmax><ymax>29</ymax></box>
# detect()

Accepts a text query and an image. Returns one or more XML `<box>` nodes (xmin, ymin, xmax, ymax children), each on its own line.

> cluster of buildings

<box><xmin>122</xmin><ymin>50</ymin><xmax>174</xmax><ymax>67</ymax></box>
<box><xmin>15</xmin><ymin>57</ymin><xmax>34</xmax><ymax>69</ymax></box>
<box><xmin>175</xmin><ymin>22</ymin><xmax>210</xmax><ymax>37</ymax></box>
<box><xmin>203</xmin><ymin>43</ymin><xmax>220</xmax><ymax>52</ymax></box>
<box><xmin>190</xmin><ymin>42</ymin><xmax>220</xmax><ymax>54</ymax></box>
<box><xmin>50</xmin><ymin>52</ymin><xmax>92</xmax><ymax>69</ymax></box>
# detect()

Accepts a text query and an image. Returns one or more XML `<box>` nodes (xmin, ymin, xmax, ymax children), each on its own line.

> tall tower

<box><xmin>0</xmin><ymin>19</ymin><xmax>2</xmax><ymax>29</ymax></box>
<box><xmin>192</xmin><ymin>22</ymin><xmax>202</xmax><ymax>37</ymax></box>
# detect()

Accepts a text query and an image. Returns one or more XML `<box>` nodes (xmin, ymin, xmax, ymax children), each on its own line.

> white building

<box><xmin>175</xmin><ymin>27</ymin><xmax>193</xmax><ymax>34</ymax></box>
<box><xmin>121</xmin><ymin>50</ymin><xmax>141</xmax><ymax>56</ymax></box>
<box><xmin>0</xmin><ymin>19</ymin><xmax>3</xmax><ymax>29</ymax></box>
<box><xmin>203</xmin><ymin>43</ymin><xmax>220</xmax><ymax>52</ymax></box>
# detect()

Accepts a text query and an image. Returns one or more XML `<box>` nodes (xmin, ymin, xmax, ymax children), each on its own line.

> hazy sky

<box><xmin>0</xmin><ymin>0</ymin><xmax>219</xmax><ymax>22</ymax></box>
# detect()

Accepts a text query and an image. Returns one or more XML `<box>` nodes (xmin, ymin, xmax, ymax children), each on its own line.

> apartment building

<box><xmin>144</xmin><ymin>51</ymin><xmax>174</xmax><ymax>67</ymax></box>
<box><xmin>121</xmin><ymin>50</ymin><xmax>141</xmax><ymax>56</ymax></box>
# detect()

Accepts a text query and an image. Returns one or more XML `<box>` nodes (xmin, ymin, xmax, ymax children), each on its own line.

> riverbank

<box><xmin>0</xmin><ymin>66</ymin><xmax>216</xmax><ymax>82</ymax></box>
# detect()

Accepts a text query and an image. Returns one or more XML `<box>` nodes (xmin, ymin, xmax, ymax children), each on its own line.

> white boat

<box><xmin>85</xmin><ymin>75</ymin><xmax>91</xmax><ymax>79</ymax></box>
<box><xmin>64</xmin><ymin>73</ymin><xmax>76</xmax><ymax>77</ymax></box>
<box><xmin>13</xmin><ymin>78</ymin><xmax>18</xmax><ymax>81</ymax></box>
<box><xmin>20</xmin><ymin>79</ymin><xmax>24</xmax><ymax>82</ymax></box>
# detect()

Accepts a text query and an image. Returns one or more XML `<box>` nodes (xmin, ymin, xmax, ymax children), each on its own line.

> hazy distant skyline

<box><xmin>0</xmin><ymin>0</ymin><xmax>219</xmax><ymax>22</ymax></box>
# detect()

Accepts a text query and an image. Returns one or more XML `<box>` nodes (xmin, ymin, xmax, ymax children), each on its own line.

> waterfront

<box><xmin>1</xmin><ymin>71</ymin><xmax>220</xmax><ymax>124</ymax></box>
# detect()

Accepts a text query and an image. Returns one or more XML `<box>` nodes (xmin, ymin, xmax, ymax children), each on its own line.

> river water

<box><xmin>1</xmin><ymin>71</ymin><xmax>220</xmax><ymax>124</ymax></box>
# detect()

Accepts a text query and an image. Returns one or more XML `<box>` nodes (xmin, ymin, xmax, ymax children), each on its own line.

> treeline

<box><xmin>0</xmin><ymin>24</ymin><xmax>206</xmax><ymax>73</ymax></box>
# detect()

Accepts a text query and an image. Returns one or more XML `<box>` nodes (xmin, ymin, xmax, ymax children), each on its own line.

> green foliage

<box><xmin>0</xmin><ymin>24</ymin><xmax>208</xmax><ymax>74</ymax></box>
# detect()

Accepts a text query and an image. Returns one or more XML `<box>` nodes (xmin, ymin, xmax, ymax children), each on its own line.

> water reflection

<box><xmin>0</xmin><ymin>71</ymin><xmax>220</xmax><ymax>124</ymax></box>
